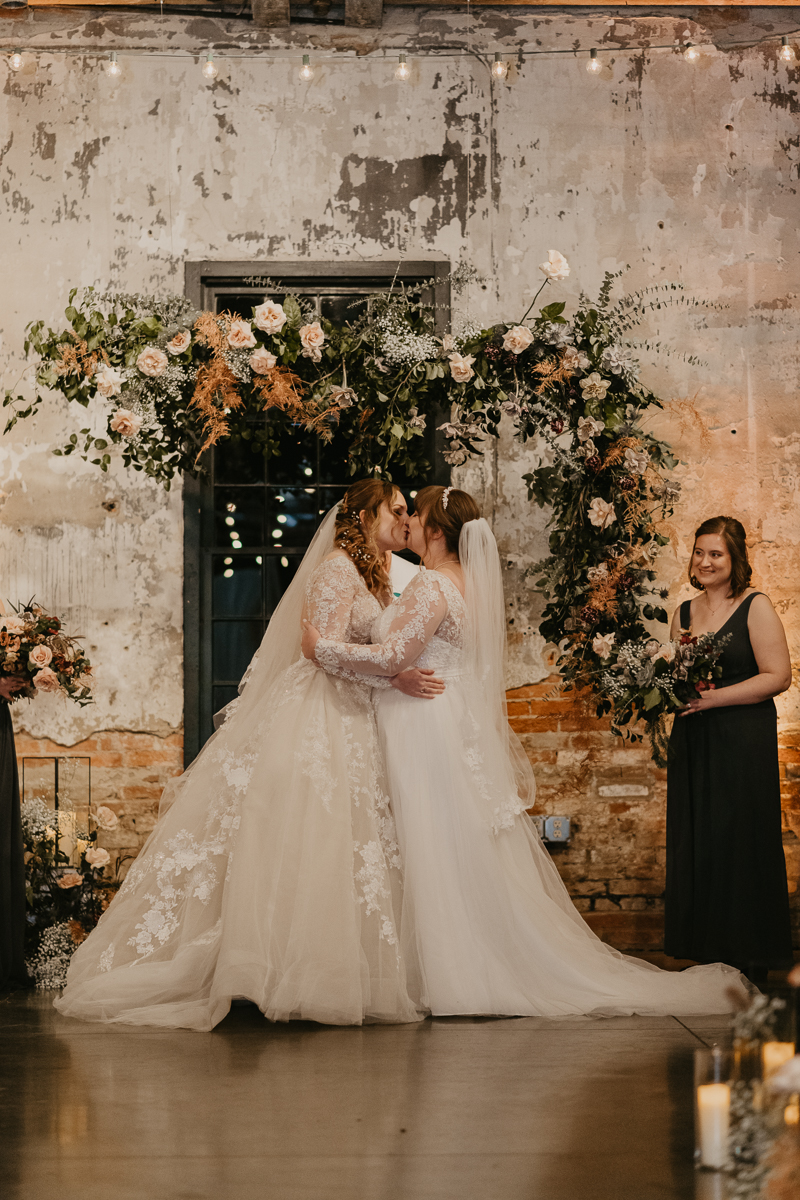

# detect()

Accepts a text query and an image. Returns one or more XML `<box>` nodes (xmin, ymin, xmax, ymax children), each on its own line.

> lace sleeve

<box><xmin>304</xmin><ymin>556</ymin><xmax>360</xmax><ymax>640</ymax></box>
<box><xmin>316</xmin><ymin>572</ymin><xmax>448</xmax><ymax>677</ymax></box>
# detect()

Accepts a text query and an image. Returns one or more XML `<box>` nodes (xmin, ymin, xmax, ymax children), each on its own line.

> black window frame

<box><xmin>182</xmin><ymin>259</ymin><xmax>451</xmax><ymax>766</ymax></box>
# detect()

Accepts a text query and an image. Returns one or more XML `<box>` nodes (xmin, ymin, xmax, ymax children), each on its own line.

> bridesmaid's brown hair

<box><xmin>689</xmin><ymin>516</ymin><xmax>753</xmax><ymax>598</ymax></box>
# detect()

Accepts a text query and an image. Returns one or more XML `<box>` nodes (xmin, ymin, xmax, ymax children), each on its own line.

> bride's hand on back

<box><xmin>391</xmin><ymin>668</ymin><xmax>446</xmax><ymax>700</ymax></box>
<box><xmin>301</xmin><ymin>620</ymin><xmax>321</xmax><ymax>661</ymax></box>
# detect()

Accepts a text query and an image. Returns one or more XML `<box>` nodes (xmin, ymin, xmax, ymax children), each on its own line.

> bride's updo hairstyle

<box><xmin>413</xmin><ymin>485</ymin><xmax>480</xmax><ymax>556</ymax></box>
<box><xmin>689</xmin><ymin>515</ymin><xmax>752</xmax><ymax>597</ymax></box>
<box><xmin>334</xmin><ymin>478</ymin><xmax>395</xmax><ymax>600</ymax></box>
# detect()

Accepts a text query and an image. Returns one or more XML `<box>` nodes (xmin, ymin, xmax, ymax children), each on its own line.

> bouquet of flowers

<box><xmin>0</xmin><ymin>601</ymin><xmax>93</xmax><ymax>705</ymax></box>
<box><xmin>593</xmin><ymin>628</ymin><xmax>731</xmax><ymax>764</ymax></box>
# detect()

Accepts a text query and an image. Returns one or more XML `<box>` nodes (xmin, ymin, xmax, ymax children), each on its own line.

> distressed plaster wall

<box><xmin>1</xmin><ymin>5</ymin><xmax>798</xmax><ymax>951</ymax></box>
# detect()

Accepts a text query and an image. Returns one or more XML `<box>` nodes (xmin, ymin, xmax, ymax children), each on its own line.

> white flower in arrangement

<box><xmin>592</xmin><ymin>632</ymin><xmax>616</xmax><ymax>659</ymax></box>
<box><xmin>28</xmin><ymin>644</ymin><xmax>53</xmax><ymax>669</ymax></box>
<box><xmin>94</xmin><ymin>363</ymin><xmax>124</xmax><ymax>397</ymax></box>
<box><xmin>587</xmin><ymin>497</ymin><xmax>616</xmax><ymax>529</ymax></box>
<box><xmin>539</xmin><ymin>250</ymin><xmax>571</xmax><ymax>281</ymax></box>
<box><xmin>601</xmin><ymin>343</ymin><xmax>639</xmax><ymax>381</ymax></box>
<box><xmin>448</xmin><ymin>352</ymin><xmax>476</xmax><ymax>383</ymax></box>
<box><xmin>249</xmin><ymin>348</ymin><xmax>278</xmax><ymax>375</ymax></box>
<box><xmin>227</xmin><ymin>319</ymin><xmax>257</xmax><ymax>350</ymax></box>
<box><xmin>623</xmin><ymin>446</ymin><xmax>650</xmax><ymax>476</ymax></box>
<box><xmin>587</xmin><ymin>563</ymin><xmax>609</xmax><ymax>582</ymax></box>
<box><xmin>299</xmin><ymin>321</ymin><xmax>325</xmax><ymax>362</ymax></box>
<box><xmin>502</xmin><ymin>325</ymin><xmax>534</xmax><ymax>355</ymax></box>
<box><xmin>93</xmin><ymin>805</ymin><xmax>119</xmax><ymax>831</ymax></box>
<box><xmin>57</xmin><ymin>872</ymin><xmax>83</xmax><ymax>890</ymax></box>
<box><xmin>562</xmin><ymin>346</ymin><xmax>591</xmax><ymax>373</ymax></box>
<box><xmin>542</xmin><ymin>322</ymin><xmax>574</xmax><ymax>349</ymax></box>
<box><xmin>253</xmin><ymin>300</ymin><xmax>287</xmax><ymax>335</ymax></box>
<box><xmin>166</xmin><ymin>330</ymin><xmax>192</xmax><ymax>356</ymax></box>
<box><xmin>654</xmin><ymin>642</ymin><xmax>676</xmax><ymax>664</ymax></box>
<box><xmin>578</xmin><ymin>438</ymin><xmax>597</xmax><ymax>459</ymax></box>
<box><xmin>136</xmin><ymin>346</ymin><xmax>169</xmax><ymax>377</ymax></box>
<box><xmin>440</xmin><ymin>333</ymin><xmax>457</xmax><ymax>354</ymax></box>
<box><xmin>85</xmin><ymin>846</ymin><xmax>111</xmax><ymax>871</ymax></box>
<box><xmin>110</xmin><ymin>409</ymin><xmax>143</xmax><ymax>438</ymax></box>
<box><xmin>32</xmin><ymin>666</ymin><xmax>62</xmax><ymax>694</ymax></box>
<box><xmin>580</xmin><ymin>372</ymin><xmax>610</xmax><ymax>401</ymax></box>
<box><xmin>577</xmin><ymin>415</ymin><xmax>605</xmax><ymax>442</ymax></box>
<box><xmin>1</xmin><ymin>615</ymin><xmax>25</xmax><ymax>635</ymax></box>
<box><xmin>407</xmin><ymin>407</ymin><xmax>427</xmax><ymax>430</ymax></box>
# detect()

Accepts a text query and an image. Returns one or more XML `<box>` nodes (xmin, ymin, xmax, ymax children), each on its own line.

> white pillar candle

<box><xmin>697</xmin><ymin>1082</ymin><xmax>730</xmax><ymax>1170</ymax></box>
<box><xmin>762</xmin><ymin>1041</ymin><xmax>795</xmax><ymax>1080</ymax></box>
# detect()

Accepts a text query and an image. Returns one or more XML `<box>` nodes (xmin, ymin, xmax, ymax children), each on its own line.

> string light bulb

<box><xmin>9</xmin><ymin>49</ymin><xmax>23</xmax><ymax>71</ymax></box>
<box><xmin>779</xmin><ymin>36</ymin><xmax>796</xmax><ymax>63</ymax></box>
<box><xmin>106</xmin><ymin>52</ymin><xmax>121</xmax><ymax>77</ymax></box>
<box><xmin>491</xmin><ymin>52</ymin><xmax>508</xmax><ymax>80</ymax></box>
<box><xmin>202</xmin><ymin>52</ymin><xmax>218</xmax><ymax>80</ymax></box>
<box><xmin>395</xmin><ymin>53</ymin><xmax>410</xmax><ymax>81</ymax></box>
<box><xmin>683</xmin><ymin>43</ymin><xmax>700</xmax><ymax>62</ymax></box>
<box><xmin>299</xmin><ymin>54</ymin><xmax>314</xmax><ymax>82</ymax></box>
<box><xmin>586</xmin><ymin>48</ymin><xmax>601</xmax><ymax>74</ymax></box>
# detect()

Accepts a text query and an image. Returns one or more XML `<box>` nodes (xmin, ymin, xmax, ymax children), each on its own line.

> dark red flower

<box><xmin>618</xmin><ymin>475</ymin><xmax>638</xmax><ymax>492</ymax></box>
<box><xmin>550</xmin><ymin>419</ymin><xmax>564</xmax><ymax>434</ymax></box>
<box><xmin>585</xmin><ymin>455</ymin><xmax>602</xmax><ymax>473</ymax></box>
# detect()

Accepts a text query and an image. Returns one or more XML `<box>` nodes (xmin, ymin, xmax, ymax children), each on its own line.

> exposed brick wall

<box><xmin>510</xmin><ymin>676</ymin><xmax>800</xmax><ymax>955</ymax></box>
<box><xmin>15</xmin><ymin>730</ymin><xmax>183</xmax><ymax>873</ymax></box>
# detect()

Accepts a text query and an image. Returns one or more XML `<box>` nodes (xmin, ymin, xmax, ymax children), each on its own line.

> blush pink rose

<box><xmin>136</xmin><ymin>347</ymin><xmax>169</xmax><ymax>377</ymax></box>
<box><xmin>1</xmin><ymin>616</ymin><xmax>25</xmax><ymax>636</ymax></box>
<box><xmin>249</xmin><ymin>348</ymin><xmax>278</xmax><ymax>375</ymax></box>
<box><xmin>85</xmin><ymin>847</ymin><xmax>111</xmax><ymax>871</ymax></box>
<box><xmin>227</xmin><ymin>319</ymin><xmax>257</xmax><ymax>350</ymax></box>
<box><xmin>28</xmin><ymin>644</ymin><xmax>53</xmax><ymax>669</ymax></box>
<box><xmin>33</xmin><ymin>666</ymin><xmax>62</xmax><ymax>694</ymax></box>
<box><xmin>299</xmin><ymin>322</ymin><xmax>325</xmax><ymax>361</ymax></box>
<box><xmin>253</xmin><ymin>301</ymin><xmax>287</xmax><ymax>335</ymax></box>
<box><xmin>166</xmin><ymin>330</ymin><xmax>192</xmax><ymax>355</ymax></box>
<box><xmin>110</xmin><ymin>409</ymin><xmax>142</xmax><ymax>438</ymax></box>
<box><xmin>57</xmin><ymin>872</ymin><xmax>84</xmax><ymax>890</ymax></box>
<box><xmin>502</xmin><ymin>326</ymin><xmax>534</xmax><ymax>355</ymax></box>
<box><xmin>448</xmin><ymin>352</ymin><xmax>476</xmax><ymax>384</ymax></box>
<box><xmin>93</xmin><ymin>805</ymin><xmax>119</xmax><ymax>832</ymax></box>
<box><xmin>94</xmin><ymin>364</ymin><xmax>123</xmax><ymax>397</ymax></box>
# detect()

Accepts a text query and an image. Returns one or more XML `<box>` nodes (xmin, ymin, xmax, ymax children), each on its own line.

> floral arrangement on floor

<box><xmin>0</xmin><ymin>602</ymin><xmax>93</xmax><ymax>705</ymax></box>
<box><xmin>22</xmin><ymin>796</ymin><xmax>125</xmax><ymax>986</ymax></box>
<box><xmin>4</xmin><ymin>254</ymin><xmax>704</xmax><ymax>758</ymax></box>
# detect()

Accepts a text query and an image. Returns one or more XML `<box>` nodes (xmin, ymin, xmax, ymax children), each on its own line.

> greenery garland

<box><xmin>4</xmin><ymin>258</ymin><xmax>706</xmax><ymax>758</ymax></box>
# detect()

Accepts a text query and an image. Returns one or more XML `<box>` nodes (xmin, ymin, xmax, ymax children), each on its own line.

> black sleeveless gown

<box><xmin>664</xmin><ymin>593</ymin><xmax>793</xmax><ymax>969</ymax></box>
<box><xmin>0</xmin><ymin>700</ymin><xmax>26</xmax><ymax>987</ymax></box>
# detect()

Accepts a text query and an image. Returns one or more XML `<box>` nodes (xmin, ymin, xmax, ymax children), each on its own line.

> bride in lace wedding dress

<box><xmin>56</xmin><ymin>481</ymin><xmax>432</xmax><ymax>1031</ymax></box>
<box><xmin>303</xmin><ymin>485</ymin><xmax>750</xmax><ymax>1018</ymax></box>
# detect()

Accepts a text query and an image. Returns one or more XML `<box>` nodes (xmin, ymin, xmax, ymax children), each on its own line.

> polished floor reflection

<box><xmin>1</xmin><ymin>991</ymin><xmax>730</xmax><ymax>1200</ymax></box>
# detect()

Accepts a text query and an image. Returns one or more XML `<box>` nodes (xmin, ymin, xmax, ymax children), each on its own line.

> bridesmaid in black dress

<box><xmin>0</xmin><ymin>671</ymin><xmax>27</xmax><ymax>988</ymax></box>
<box><xmin>665</xmin><ymin>516</ymin><xmax>794</xmax><ymax>983</ymax></box>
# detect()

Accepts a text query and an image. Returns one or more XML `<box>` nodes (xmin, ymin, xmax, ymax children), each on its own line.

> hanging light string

<box><xmin>3</xmin><ymin>30</ymin><xmax>799</xmax><ymax>76</ymax></box>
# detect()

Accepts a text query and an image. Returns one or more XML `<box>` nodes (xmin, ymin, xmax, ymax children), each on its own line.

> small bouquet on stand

<box><xmin>592</xmin><ymin>628</ymin><xmax>731</xmax><ymax>764</ymax></box>
<box><xmin>0</xmin><ymin>601</ymin><xmax>93</xmax><ymax>705</ymax></box>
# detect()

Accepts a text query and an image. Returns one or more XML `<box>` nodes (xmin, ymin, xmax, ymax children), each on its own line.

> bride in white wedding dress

<box><xmin>56</xmin><ymin>480</ymin><xmax>434</xmax><ymax>1031</ymax></box>
<box><xmin>303</xmin><ymin>485</ymin><xmax>750</xmax><ymax>1017</ymax></box>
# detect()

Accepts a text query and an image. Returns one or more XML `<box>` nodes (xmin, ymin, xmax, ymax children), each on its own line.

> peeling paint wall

<box><xmin>1</xmin><ymin>6</ymin><xmax>799</xmax><ymax>949</ymax></box>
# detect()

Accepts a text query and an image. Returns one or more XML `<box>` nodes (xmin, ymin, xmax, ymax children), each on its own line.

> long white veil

<box><xmin>159</xmin><ymin>504</ymin><xmax>340</xmax><ymax>816</ymax></box>
<box><xmin>459</xmin><ymin>517</ymin><xmax>537</xmax><ymax>817</ymax></box>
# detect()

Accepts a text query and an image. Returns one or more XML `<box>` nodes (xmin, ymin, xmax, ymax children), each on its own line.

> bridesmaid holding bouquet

<box><xmin>665</xmin><ymin>516</ymin><xmax>794</xmax><ymax>982</ymax></box>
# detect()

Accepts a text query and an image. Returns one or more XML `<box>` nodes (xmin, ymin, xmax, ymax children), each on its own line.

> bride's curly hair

<box><xmin>413</xmin><ymin>486</ymin><xmax>480</xmax><ymax>556</ymax></box>
<box><xmin>334</xmin><ymin>479</ymin><xmax>396</xmax><ymax>601</ymax></box>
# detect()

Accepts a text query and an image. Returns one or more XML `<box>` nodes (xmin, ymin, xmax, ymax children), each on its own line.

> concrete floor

<box><xmin>1</xmin><ymin>990</ymin><xmax>732</xmax><ymax>1200</ymax></box>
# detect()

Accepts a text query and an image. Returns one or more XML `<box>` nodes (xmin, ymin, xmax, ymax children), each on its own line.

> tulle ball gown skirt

<box><xmin>375</xmin><ymin>679</ymin><xmax>748</xmax><ymax>1018</ymax></box>
<box><xmin>55</xmin><ymin>660</ymin><xmax>421</xmax><ymax>1030</ymax></box>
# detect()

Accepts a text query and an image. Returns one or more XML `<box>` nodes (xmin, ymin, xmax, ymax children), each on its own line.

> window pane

<box><xmin>267</xmin><ymin>421</ymin><xmax>317</xmax><ymax>484</ymax></box>
<box><xmin>319</xmin><ymin>487</ymin><xmax>348</xmax><ymax>518</ymax></box>
<box><xmin>214</xmin><ymin>487</ymin><xmax>265</xmax><ymax>549</ymax></box>
<box><xmin>212</xmin><ymin>686</ymin><xmax>240</xmax><ymax>721</ymax></box>
<box><xmin>265</xmin><ymin>554</ymin><xmax>303</xmax><ymax>615</ymax></box>
<box><xmin>266</xmin><ymin>488</ymin><xmax>318</xmax><ymax>549</ymax></box>
<box><xmin>213</xmin><ymin>621</ymin><xmax>264</xmax><ymax>684</ymax></box>
<box><xmin>319</xmin><ymin>427</ymin><xmax>356</xmax><ymax>484</ymax></box>
<box><xmin>320</xmin><ymin>293</ymin><xmax>369</xmax><ymax>327</ymax></box>
<box><xmin>212</xmin><ymin>555</ymin><xmax>263</xmax><ymax>618</ymax></box>
<box><xmin>214</xmin><ymin>438</ymin><xmax>266</xmax><ymax>486</ymax></box>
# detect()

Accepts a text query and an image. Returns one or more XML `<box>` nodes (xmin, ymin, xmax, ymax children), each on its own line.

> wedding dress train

<box><xmin>56</xmin><ymin>514</ymin><xmax>420</xmax><ymax>1030</ymax></box>
<box><xmin>315</xmin><ymin>523</ymin><xmax>750</xmax><ymax>1018</ymax></box>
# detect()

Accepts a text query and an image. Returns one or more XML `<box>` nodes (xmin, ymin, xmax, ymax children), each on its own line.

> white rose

<box><xmin>227</xmin><ymin>319</ymin><xmax>257</xmax><ymax>350</ymax></box>
<box><xmin>94</xmin><ymin>364</ymin><xmax>123</xmax><ymax>397</ymax></box>
<box><xmin>85</xmin><ymin>846</ymin><xmax>111</xmax><ymax>871</ymax></box>
<box><xmin>587</xmin><ymin>497</ymin><xmax>616</xmax><ymax>529</ymax></box>
<box><xmin>655</xmin><ymin>642</ymin><xmax>676</xmax><ymax>664</ymax></box>
<box><xmin>1</xmin><ymin>616</ymin><xmax>25</xmax><ymax>635</ymax></box>
<box><xmin>299</xmin><ymin>322</ymin><xmax>325</xmax><ymax>361</ymax></box>
<box><xmin>539</xmin><ymin>250</ymin><xmax>571</xmax><ymax>281</ymax></box>
<box><xmin>249</xmin><ymin>348</ymin><xmax>278</xmax><ymax>375</ymax></box>
<box><xmin>448</xmin><ymin>352</ymin><xmax>476</xmax><ymax>384</ymax></box>
<box><xmin>253</xmin><ymin>300</ymin><xmax>287</xmax><ymax>335</ymax></box>
<box><xmin>623</xmin><ymin>447</ymin><xmax>650</xmax><ymax>476</ymax></box>
<box><xmin>502</xmin><ymin>325</ymin><xmax>535</xmax><ymax>355</ymax></box>
<box><xmin>28</xmin><ymin>644</ymin><xmax>53</xmax><ymax>669</ymax></box>
<box><xmin>33</xmin><ymin>666</ymin><xmax>62</xmax><ymax>694</ymax></box>
<box><xmin>93</xmin><ymin>805</ymin><xmax>119</xmax><ymax>831</ymax></box>
<box><xmin>577</xmin><ymin>415</ymin><xmax>605</xmax><ymax>443</ymax></box>
<box><xmin>110</xmin><ymin>409</ymin><xmax>142</xmax><ymax>438</ymax></box>
<box><xmin>592</xmin><ymin>632</ymin><xmax>616</xmax><ymax>659</ymax></box>
<box><xmin>580</xmin><ymin>372</ymin><xmax>610</xmax><ymax>401</ymax></box>
<box><xmin>563</xmin><ymin>347</ymin><xmax>591</xmax><ymax>373</ymax></box>
<box><xmin>441</xmin><ymin>333</ymin><xmax>457</xmax><ymax>354</ymax></box>
<box><xmin>136</xmin><ymin>347</ymin><xmax>169</xmax><ymax>377</ymax></box>
<box><xmin>166</xmin><ymin>330</ymin><xmax>191</xmax><ymax>355</ymax></box>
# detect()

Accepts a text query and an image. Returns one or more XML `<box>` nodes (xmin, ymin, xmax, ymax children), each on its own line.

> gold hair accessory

<box><xmin>442</xmin><ymin>486</ymin><xmax>453</xmax><ymax>510</ymax></box>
